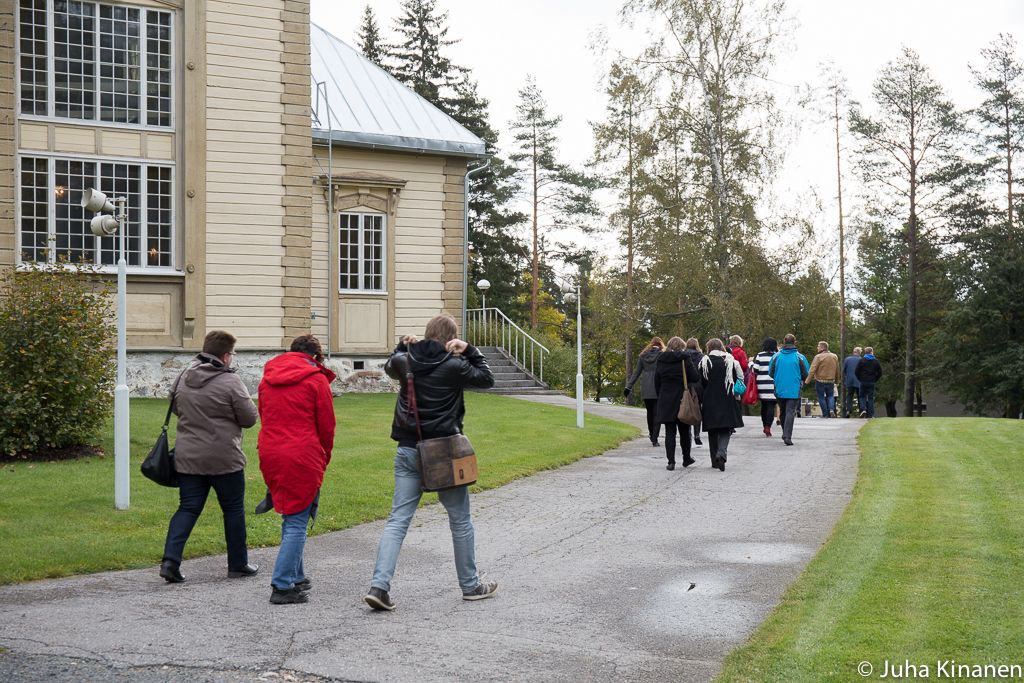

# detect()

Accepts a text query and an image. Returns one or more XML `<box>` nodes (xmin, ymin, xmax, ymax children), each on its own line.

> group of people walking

<box><xmin>625</xmin><ymin>333</ymin><xmax>885</xmax><ymax>468</ymax></box>
<box><xmin>625</xmin><ymin>335</ymin><xmax>745</xmax><ymax>471</ymax></box>
<box><xmin>158</xmin><ymin>314</ymin><xmax>498</xmax><ymax>611</ymax></box>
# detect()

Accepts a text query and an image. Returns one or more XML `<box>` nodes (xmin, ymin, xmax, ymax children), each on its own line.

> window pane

<box><xmin>339</xmin><ymin>214</ymin><xmax>360</xmax><ymax>290</ymax></box>
<box><xmin>146</xmin><ymin>166</ymin><xmax>172</xmax><ymax>267</ymax></box>
<box><xmin>54</xmin><ymin>1</ymin><xmax>96</xmax><ymax>120</ymax></box>
<box><xmin>98</xmin><ymin>4</ymin><xmax>140</xmax><ymax>124</ymax></box>
<box><xmin>97</xmin><ymin>163</ymin><xmax>141</xmax><ymax>266</ymax></box>
<box><xmin>54</xmin><ymin>158</ymin><xmax>97</xmax><ymax>263</ymax></box>
<box><xmin>363</xmin><ymin>215</ymin><xmax>384</xmax><ymax>290</ymax></box>
<box><xmin>145</xmin><ymin>11</ymin><xmax>172</xmax><ymax>127</ymax></box>
<box><xmin>19</xmin><ymin>0</ymin><xmax>48</xmax><ymax>115</ymax></box>
<box><xmin>19</xmin><ymin>157</ymin><xmax>49</xmax><ymax>262</ymax></box>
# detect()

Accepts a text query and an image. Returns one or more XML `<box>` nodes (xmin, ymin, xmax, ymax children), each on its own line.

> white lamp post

<box><xmin>82</xmin><ymin>188</ymin><xmax>130</xmax><ymax>510</ymax></box>
<box><xmin>476</xmin><ymin>279</ymin><xmax>490</xmax><ymax>345</ymax></box>
<box><xmin>562</xmin><ymin>280</ymin><xmax>584</xmax><ymax>429</ymax></box>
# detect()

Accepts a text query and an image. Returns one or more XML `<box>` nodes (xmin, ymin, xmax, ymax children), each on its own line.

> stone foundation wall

<box><xmin>127</xmin><ymin>352</ymin><xmax>397</xmax><ymax>398</ymax></box>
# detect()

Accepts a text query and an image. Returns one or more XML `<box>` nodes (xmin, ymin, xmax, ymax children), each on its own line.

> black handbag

<box><xmin>141</xmin><ymin>398</ymin><xmax>179</xmax><ymax>487</ymax></box>
<box><xmin>406</xmin><ymin>369</ymin><xmax>478</xmax><ymax>492</ymax></box>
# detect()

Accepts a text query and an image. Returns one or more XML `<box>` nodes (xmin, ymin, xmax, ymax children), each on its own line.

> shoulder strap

<box><xmin>681</xmin><ymin>358</ymin><xmax>689</xmax><ymax>391</ymax></box>
<box><xmin>406</xmin><ymin>371</ymin><xmax>423</xmax><ymax>442</ymax></box>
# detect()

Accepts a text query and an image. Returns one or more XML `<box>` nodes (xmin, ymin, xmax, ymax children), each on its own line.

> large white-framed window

<box><xmin>339</xmin><ymin>212</ymin><xmax>386</xmax><ymax>293</ymax></box>
<box><xmin>17</xmin><ymin>154</ymin><xmax>175</xmax><ymax>271</ymax></box>
<box><xmin>17</xmin><ymin>0</ymin><xmax>174</xmax><ymax>128</ymax></box>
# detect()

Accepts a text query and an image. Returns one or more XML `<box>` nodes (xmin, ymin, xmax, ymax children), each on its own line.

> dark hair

<box><xmin>706</xmin><ymin>337</ymin><xmax>725</xmax><ymax>352</ymax></box>
<box><xmin>685</xmin><ymin>337</ymin><xmax>702</xmax><ymax>352</ymax></box>
<box><xmin>762</xmin><ymin>337</ymin><xmax>778</xmax><ymax>353</ymax></box>
<box><xmin>665</xmin><ymin>336</ymin><xmax>685</xmax><ymax>351</ymax></box>
<box><xmin>424</xmin><ymin>314</ymin><xmax>458</xmax><ymax>345</ymax></box>
<box><xmin>203</xmin><ymin>330</ymin><xmax>236</xmax><ymax>358</ymax></box>
<box><xmin>290</xmin><ymin>334</ymin><xmax>324</xmax><ymax>363</ymax></box>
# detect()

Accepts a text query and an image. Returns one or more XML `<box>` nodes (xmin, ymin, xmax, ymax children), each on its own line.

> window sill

<box><xmin>16</xmin><ymin>263</ymin><xmax>184</xmax><ymax>277</ymax></box>
<box><xmin>338</xmin><ymin>290</ymin><xmax>389</xmax><ymax>296</ymax></box>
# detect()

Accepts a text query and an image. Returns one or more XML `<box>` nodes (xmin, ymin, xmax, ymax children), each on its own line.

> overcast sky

<box><xmin>311</xmin><ymin>1</ymin><xmax>1024</xmax><ymax>269</ymax></box>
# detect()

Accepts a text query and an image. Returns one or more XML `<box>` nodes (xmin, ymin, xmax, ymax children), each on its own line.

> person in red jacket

<box><xmin>257</xmin><ymin>335</ymin><xmax>336</xmax><ymax>605</ymax></box>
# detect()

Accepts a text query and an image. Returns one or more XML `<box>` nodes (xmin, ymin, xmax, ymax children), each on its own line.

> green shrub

<box><xmin>0</xmin><ymin>264</ymin><xmax>115</xmax><ymax>457</ymax></box>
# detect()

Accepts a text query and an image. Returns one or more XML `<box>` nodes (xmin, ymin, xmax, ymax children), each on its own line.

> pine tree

<box><xmin>849</xmin><ymin>48</ymin><xmax>964</xmax><ymax>417</ymax></box>
<box><xmin>509</xmin><ymin>75</ymin><xmax>598</xmax><ymax>328</ymax></box>
<box><xmin>593</xmin><ymin>60</ymin><xmax>655</xmax><ymax>377</ymax></box>
<box><xmin>971</xmin><ymin>33</ymin><xmax>1024</xmax><ymax>232</ymax></box>
<box><xmin>389</xmin><ymin>0</ymin><xmax>464</xmax><ymax>103</ymax></box>
<box><xmin>357</xmin><ymin>5</ymin><xmax>387</xmax><ymax>69</ymax></box>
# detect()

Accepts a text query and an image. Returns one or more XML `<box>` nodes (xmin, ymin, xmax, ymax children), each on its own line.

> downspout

<box><xmin>462</xmin><ymin>158</ymin><xmax>490</xmax><ymax>334</ymax></box>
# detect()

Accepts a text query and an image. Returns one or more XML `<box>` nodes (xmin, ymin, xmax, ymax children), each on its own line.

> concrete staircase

<box><xmin>475</xmin><ymin>346</ymin><xmax>562</xmax><ymax>395</ymax></box>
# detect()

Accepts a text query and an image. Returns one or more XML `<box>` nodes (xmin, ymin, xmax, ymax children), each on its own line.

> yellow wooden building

<box><xmin>0</xmin><ymin>0</ymin><xmax>485</xmax><ymax>393</ymax></box>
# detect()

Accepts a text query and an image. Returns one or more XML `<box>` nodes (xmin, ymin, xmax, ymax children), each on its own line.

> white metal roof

<box><xmin>310</xmin><ymin>23</ymin><xmax>486</xmax><ymax>158</ymax></box>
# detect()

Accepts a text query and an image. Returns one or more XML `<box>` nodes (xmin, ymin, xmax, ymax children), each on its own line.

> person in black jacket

<box><xmin>364</xmin><ymin>314</ymin><xmax>497</xmax><ymax>612</ymax></box>
<box><xmin>854</xmin><ymin>346</ymin><xmax>883</xmax><ymax>418</ymax></box>
<box><xmin>653</xmin><ymin>336</ymin><xmax>701</xmax><ymax>470</ymax></box>
<box><xmin>624</xmin><ymin>336</ymin><xmax>665</xmax><ymax>446</ymax></box>
<box><xmin>698</xmin><ymin>338</ymin><xmax>744</xmax><ymax>471</ymax></box>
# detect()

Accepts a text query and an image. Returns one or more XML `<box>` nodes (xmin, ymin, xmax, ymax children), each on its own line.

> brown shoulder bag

<box><xmin>677</xmin><ymin>358</ymin><xmax>702</xmax><ymax>426</ymax></box>
<box><xmin>406</xmin><ymin>369</ymin><xmax>478</xmax><ymax>492</ymax></box>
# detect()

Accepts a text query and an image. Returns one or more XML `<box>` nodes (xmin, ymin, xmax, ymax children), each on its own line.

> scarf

<box><xmin>700</xmin><ymin>349</ymin><xmax>741</xmax><ymax>392</ymax></box>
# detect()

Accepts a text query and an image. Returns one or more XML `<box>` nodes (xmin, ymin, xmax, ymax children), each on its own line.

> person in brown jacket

<box><xmin>805</xmin><ymin>341</ymin><xmax>841</xmax><ymax>418</ymax></box>
<box><xmin>159</xmin><ymin>330</ymin><xmax>260</xmax><ymax>583</ymax></box>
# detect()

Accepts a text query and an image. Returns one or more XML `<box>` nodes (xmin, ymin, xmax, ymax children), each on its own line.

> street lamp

<box><xmin>476</xmin><ymin>279</ymin><xmax>490</xmax><ymax>346</ymax></box>
<box><xmin>562</xmin><ymin>280</ymin><xmax>584</xmax><ymax>429</ymax></box>
<box><xmin>82</xmin><ymin>188</ymin><xmax>130</xmax><ymax>510</ymax></box>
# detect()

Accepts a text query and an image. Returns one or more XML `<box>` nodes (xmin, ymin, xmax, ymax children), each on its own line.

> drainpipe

<box><xmin>462</xmin><ymin>158</ymin><xmax>490</xmax><ymax>334</ymax></box>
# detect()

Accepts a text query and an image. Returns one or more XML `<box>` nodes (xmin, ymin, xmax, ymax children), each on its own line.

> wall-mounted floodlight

<box><xmin>81</xmin><ymin>188</ymin><xmax>116</xmax><ymax>213</ymax></box>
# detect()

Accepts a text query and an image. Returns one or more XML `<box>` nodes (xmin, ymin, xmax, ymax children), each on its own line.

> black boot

<box><xmin>159</xmin><ymin>560</ymin><xmax>184</xmax><ymax>583</ymax></box>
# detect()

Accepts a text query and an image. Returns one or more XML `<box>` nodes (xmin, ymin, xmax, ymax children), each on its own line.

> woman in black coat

<box><xmin>698</xmin><ymin>338</ymin><xmax>744</xmax><ymax>472</ymax></box>
<box><xmin>653</xmin><ymin>336</ymin><xmax>702</xmax><ymax>470</ymax></box>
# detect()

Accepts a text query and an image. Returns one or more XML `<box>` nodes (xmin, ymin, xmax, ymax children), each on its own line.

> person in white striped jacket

<box><xmin>750</xmin><ymin>337</ymin><xmax>779</xmax><ymax>437</ymax></box>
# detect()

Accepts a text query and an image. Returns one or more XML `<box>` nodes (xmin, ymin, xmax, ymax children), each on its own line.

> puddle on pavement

<box><xmin>636</xmin><ymin>574</ymin><xmax>761</xmax><ymax>638</ymax></box>
<box><xmin>703</xmin><ymin>542</ymin><xmax>812</xmax><ymax>565</ymax></box>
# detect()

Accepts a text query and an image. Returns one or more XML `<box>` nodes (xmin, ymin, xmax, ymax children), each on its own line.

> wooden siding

<box><xmin>203</xmin><ymin>0</ymin><xmax>312</xmax><ymax>348</ymax></box>
<box><xmin>311</xmin><ymin>147</ymin><xmax>470</xmax><ymax>351</ymax></box>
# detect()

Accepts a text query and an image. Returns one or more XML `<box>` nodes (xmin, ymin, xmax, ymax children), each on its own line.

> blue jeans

<box><xmin>371</xmin><ymin>446</ymin><xmax>480</xmax><ymax>593</ymax></box>
<box><xmin>860</xmin><ymin>382</ymin><xmax>877</xmax><ymax>418</ymax></box>
<box><xmin>163</xmin><ymin>470</ymin><xmax>247</xmax><ymax>570</ymax></box>
<box><xmin>271</xmin><ymin>496</ymin><xmax>316</xmax><ymax>590</ymax></box>
<box><xmin>815</xmin><ymin>381</ymin><xmax>835</xmax><ymax>416</ymax></box>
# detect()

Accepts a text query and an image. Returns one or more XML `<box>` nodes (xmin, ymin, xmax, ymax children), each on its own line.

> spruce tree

<box><xmin>390</xmin><ymin>0</ymin><xmax>464</xmax><ymax>103</ymax></box>
<box><xmin>357</xmin><ymin>5</ymin><xmax>387</xmax><ymax>69</ymax></box>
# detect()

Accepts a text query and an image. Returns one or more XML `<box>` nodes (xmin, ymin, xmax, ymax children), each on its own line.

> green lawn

<box><xmin>717</xmin><ymin>418</ymin><xmax>1024</xmax><ymax>682</ymax></box>
<box><xmin>0</xmin><ymin>393</ymin><xmax>637</xmax><ymax>584</ymax></box>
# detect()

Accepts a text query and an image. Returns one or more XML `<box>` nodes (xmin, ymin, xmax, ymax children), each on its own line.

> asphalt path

<box><xmin>0</xmin><ymin>397</ymin><xmax>862</xmax><ymax>682</ymax></box>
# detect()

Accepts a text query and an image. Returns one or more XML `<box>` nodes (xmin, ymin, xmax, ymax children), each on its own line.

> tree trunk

<box><xmin>835</xmin><ymin>90</ymin><xmax>848</xmax><ymax>412</ymax></box>
<box><xmin>624</xmin><ymin>105</ymin><xmax>635</xmax><ymax>380</ymax></box>
<box><xmin>904</xmin><ymin>206</ymin><xmax>919</xmax><ymax>418</ymax></box>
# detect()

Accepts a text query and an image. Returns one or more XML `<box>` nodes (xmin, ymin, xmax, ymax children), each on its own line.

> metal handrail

<box><xmin>465</xmin><ymin>307</ymin><xmax>549</xmax><ymax>382</ymax></box>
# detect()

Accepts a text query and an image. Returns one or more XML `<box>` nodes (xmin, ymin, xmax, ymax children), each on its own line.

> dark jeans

<box><xmin>815</xmin><ymin>381</ymin><xmax>836</xmax><ymax>416</ymax></box>
<box><xmin>778</xmin><ymin>398</ymin><xmax>799</xmax><ymax>441</ymax></box>
<box><xmin>644</xmin><ymin>399</ymin><xmax>661</xmax><ymax>443</ymax></box>
<box><xmin>662</xmin><ymin>421</ymin><xmax>691</xmax><ymax>464</ymax></box>
<box><xmin>163</xmin><ymin>469</ymin><xmax>248</xmax><ymax>570</ymax></box>
<box><xmin>760</xmin><ymin>400</ymin><xmax>777</xmax><ymax>429</ymax></box>
<box><xmin>707</xmin><ymin>428</ymin><xmax>732</xmax><ymax>462</ymax></box>
<box><xmin>844</xmin><ymin>386</ymin><xmax>860</xmax><ymax>417</ymax></box>
<box><xmin>860</xmin><ymin>383</ymin><xmax>877</xmax><ymax>418</ymax></box>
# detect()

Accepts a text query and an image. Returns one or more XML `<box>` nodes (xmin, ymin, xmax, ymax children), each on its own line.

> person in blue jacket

<box><xmin>768</xmin><ymin>333</ymin><xmax>810</xmax><ymax>446</ymax></box>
